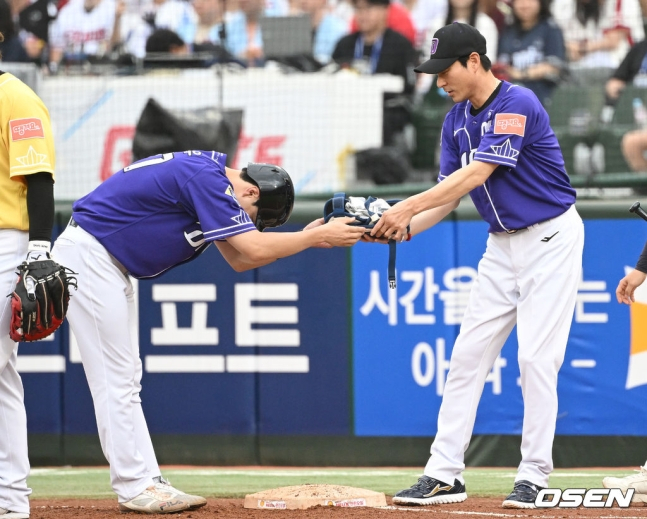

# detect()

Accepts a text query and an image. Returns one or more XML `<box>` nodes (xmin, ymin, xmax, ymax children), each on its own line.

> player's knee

<box><xmin>517</xmin><ymin>353</ymin><xmax>560</xmax><ymax>376</ymax></box>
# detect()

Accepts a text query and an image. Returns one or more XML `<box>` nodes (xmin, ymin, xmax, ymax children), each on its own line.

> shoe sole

<box><xmin>118</xmin><ymin>503</ymin><xmax>190</xmax><ymax>514</ymax></box>
<box><xmin>392</xmin><ymin>492</ymin><xmax>467</xmax><ymax>506</ymax></box>
<box><xmin>502</xmin><ymin>499</ymin><xmax>536</xmax><ymax>509</ymax></box>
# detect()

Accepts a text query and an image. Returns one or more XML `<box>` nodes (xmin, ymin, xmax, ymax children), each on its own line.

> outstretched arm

<box><xmin>371</xmin><ymin>160</ymin><xmax>496</xmax><ymax>241</ymax></box>
<box><xmin>220</xmin><ymin>217</ymin><xmax>366</xmax><ymax>272</ymax></box>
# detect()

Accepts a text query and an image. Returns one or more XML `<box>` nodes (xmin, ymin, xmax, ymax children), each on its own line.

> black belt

<box><xmin>69</xmin><ymin>217</ymin><xmax>78</xmax><ymax>228</ymax></box>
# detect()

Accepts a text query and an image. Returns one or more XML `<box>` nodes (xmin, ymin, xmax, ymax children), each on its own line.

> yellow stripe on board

<box><xmin>630</xmin><ymin>302</ymin><xmax>647</xmax><ymax>355</ymax></box>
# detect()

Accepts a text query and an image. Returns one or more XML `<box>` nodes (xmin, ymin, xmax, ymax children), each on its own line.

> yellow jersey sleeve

<box><xmin>3</xmin><ymin>78</ymin><xmax>56</xmax><ymax>179</ymax></box>
<box><xmin>0</xmin><ymin>73</ymin><xmax>56</xmax><ymax>231</ymax></box>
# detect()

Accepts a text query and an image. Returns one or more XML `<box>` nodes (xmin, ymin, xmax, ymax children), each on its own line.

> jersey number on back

<box><xmin>124</xmin><ymin>153</ymin><xmax>174</xmax><ymax>172</ymax></box>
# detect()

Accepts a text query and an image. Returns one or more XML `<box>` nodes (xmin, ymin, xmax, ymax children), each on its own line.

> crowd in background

<box><xmin>3</xmin><ymin>0</ymin><xmax>647</xmax><ymax>173</ymax></box>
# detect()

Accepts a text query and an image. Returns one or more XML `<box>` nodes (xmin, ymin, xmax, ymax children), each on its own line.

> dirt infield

<box><xmin>27</xmin><ymin>497</ymin><xmax>647</xmax><ymax>519</ymax></box>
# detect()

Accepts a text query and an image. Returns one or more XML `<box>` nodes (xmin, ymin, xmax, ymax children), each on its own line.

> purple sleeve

<box><xmin>636</xmin><ymin>240</ymin><xmax>647</xmax><ymax>273</ymax></box>
<box><xmin>438</xmin><ymin>112</ymin><xmax>462</xmax><ymax>182</ymax></box>
<box><xmin>474</xmin><ymin>90</ymin><xmax>538</xmax><ymax>168</ymax></box>
<box><xmin>182</xmin><ymin>170</ymin><xmax>257</xmax><ymax>241</ymax></box>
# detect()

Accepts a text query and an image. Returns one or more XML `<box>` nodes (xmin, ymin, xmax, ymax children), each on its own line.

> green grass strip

<box><xmin>27</xmin><ymin>467</ymin><xmax>639</xmax><ymax>500</ymax></box>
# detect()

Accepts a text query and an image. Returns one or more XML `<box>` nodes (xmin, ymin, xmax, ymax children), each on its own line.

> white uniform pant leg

<box><xmin>0</xmin><ymin>230</ymin><xmax>30</xmax><ymax>515</ymax></box>
<box><xmin>53</xmin><ymin>226</ymin><xmax>156</xmax><ymax>501</ymax></box>
<box><xmin>425</xmin><ymin>233</ymin><xmax>518</xmax><ymax>484</ymax></box>
<box><xmin>514</xmin><ymin>206</ymin><xmax>584</xmax><ymax>487</ymax></box>
<box><xmin>129</xmin><ymin>307</ymin><xmax>161</xmax><ymax>479</ymax></box>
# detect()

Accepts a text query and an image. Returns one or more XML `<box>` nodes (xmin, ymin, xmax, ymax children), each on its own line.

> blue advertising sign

<box><xmin>20</xmin><ymin>226</ymin><xmax>351</xmax><ymax>436</ymax></box>
<box><xmin>352</xmin><ymin>218</ymin><xmax>647</xmax><ymax>436</ymax></box>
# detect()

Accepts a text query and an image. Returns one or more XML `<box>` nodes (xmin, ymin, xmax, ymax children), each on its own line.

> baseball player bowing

<box><xmin>369</xmin><ymin>23</ymin><xmax>584</xmax><ymax>509</ymax></box>
<box><xmin>51</xmin><ymin>151</ymin><xmax>365</xmax><ymax>514</ymax></box>
<box><xmin>0</xmin><ymin>34</ymin><xmax>64</xmax><ymax>519</ymax></box>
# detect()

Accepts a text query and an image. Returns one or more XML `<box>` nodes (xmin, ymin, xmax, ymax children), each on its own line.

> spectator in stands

<box><xmin>599</xmin><ymin>40</ymin><xmax>647</xmax><ymax>172</ymax></box>
<box><xmin>350</xmin><ymin>2</ymin><xmax>417</xmax><ymax>44</ymax></box>
<box><xmin>332</xmin><ymin>0</ymin><xmax>419</xmax><ymax>145</ymax></box>
<box><xmin>479</xmin><ymin>0</ymin><xmax>508</xmax><ymax>32</ymax></box>
<box><xmin>13</xmin><ymin>0</ymin><xmax>58</xmax><ymax>64</ymax></box>
<box><xmin>182</xmin><ymin>0</ymin><xmax>225</xmax><ymax>49</ymax></box>
<box><xmin>120</xmin><ymin>0</ymin><xmax>197</xmax><ymax>58</ymax></box>
<box><xmin>330</xmin><ymin>0</ymin><xmax>355</xmax><ymax>26</ymax></box>
<box><xmin>605</xmin><ymin>39</ymin><xmax>647</xmax><ymax>104</ymax></box>
<box><xmin>622</xmin><ymin>129</ymin><xmax>647</xmax><ymax>171</ymax></box>
<box><xmin>399</xmin><ymin>0</ymin><xmax>447</xmax><ymax>48</ymax></box>
<box><xmin>295</xmin><ymin>0</ymin><xmax>347</xmax><ymax>63</ymax></box>
<box><xmin>416</xmin><ymin>0</ymin><xmax>498</xmax><ymax>94</ymax></box>
<box><xmin>495</xmin><ymin>0</ymin><xmax>565</xmax><ymax>105</ymax></box>
<box><xmin>552</xmin><ymin>0</ymin><xmax>644</xmax><ymax>71</ymax></box>
<box><xmin>0</xmin><ymin>0</ymin><xmax>29</xmax><ymax>61</ymax></box>
<box><xmin>49</xmin><ymin>0</ymin><xmax>125</xmax><ymax>71</ymax></box>
<box><xmin>145</xmin><ymin>27</ymin><xmax>189</xmax><ymax>54</ymax></box>
<box><xmin>423</xmin><ymin>0</ymin><xmax>499</xmax><ymax>60</ymax></box>
<box><xmin>225</xmin><ymin>0</ymin><xmax>265</xmax><ymax>65</ymax></box>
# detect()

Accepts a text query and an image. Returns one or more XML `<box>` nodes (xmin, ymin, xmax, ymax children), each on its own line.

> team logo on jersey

<box><xmin>490</xmin><ymin>139</ymin><xmax>519</xmax><ymax>159</ymax></box>
<box><xmin>10</xmin><ymin>118</ymin><xmax>44</xmax><ymax>141</ymax></box>
<box><xmin>16</xmin><ymin>146</ymin><xmax>48</xmax><ymax>166</ymax></box>
<box><xmin>430</xmin><ymin>38</ymin><xmax>439</xmax><ymax>55</ymax></box>
<box><xmin>493</xmin><ymin>113</ymin><xmax>527</xmax><ymax>137</ymax></box>
<box><xmin>225</xmin><ymin>185</ymin><xmax>242</xmax><ymax>206</ymax></box>
<box><xmin>231</xmin><ymin>209</ymin><xmax>252</xmax><ymax>225</ymax></box>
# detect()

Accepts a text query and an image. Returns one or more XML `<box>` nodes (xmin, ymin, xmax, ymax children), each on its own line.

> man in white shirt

<box><xmin>49</xmin><ymin>0</ymin><xmax>123</xmax><ymax>69</ymax></box>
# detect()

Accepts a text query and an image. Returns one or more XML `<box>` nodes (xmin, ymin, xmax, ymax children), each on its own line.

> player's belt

<box><xmin>69</xmin><ymin>217</ymin><xmax>78</xmax><ymax>228</ymax></box>
<box><xmin>504</xmin><ymin>216</ymin><xmax>555</xmax><ymax>234</ymax></box>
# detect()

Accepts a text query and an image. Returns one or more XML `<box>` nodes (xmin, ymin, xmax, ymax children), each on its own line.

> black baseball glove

<box><xmin>9</xmin><ymin>259</ymin><xmax>77</xmax><ymax>342</ymax></box>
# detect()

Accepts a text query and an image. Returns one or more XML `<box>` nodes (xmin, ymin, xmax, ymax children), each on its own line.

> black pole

<box><xmin>630</xmin><ymin>201</ymin><xmax>647</xmax><ymax>223</ymax></box>
<box><xmin>217</xmin><ymin>0</ymin><xmax>227</xmax><ymax>112</ymax></box>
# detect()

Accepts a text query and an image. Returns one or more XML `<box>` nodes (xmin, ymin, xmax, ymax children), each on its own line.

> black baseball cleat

<box><xmin>392</xmin><ymin>475</ymin><xmax>467</xmax><ymax>505</ymax></box>
<box><xmin>502</xmin><ymin>480</ymin><xmax>544</xmax><ymax>509</ymax></box>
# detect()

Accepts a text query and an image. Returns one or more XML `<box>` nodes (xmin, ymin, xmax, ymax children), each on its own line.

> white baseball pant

<box><xmin>0</xmin><ymin>229</ymin><xmax>31</xmax><ymax>515</ymax></box>
<box><xmin>424</xmin><ymin>205</ymin><xmax>584</xmax><ymax>488</ymax></box>
<box><xmin>53</xmin><ymin>223</ymin><xmax>161</xmax><ymax>502</ymax></box>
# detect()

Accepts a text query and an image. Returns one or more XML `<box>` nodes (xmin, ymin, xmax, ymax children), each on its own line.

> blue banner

<box><xmin>352</xmin><ymin>218</ymin><xmax>647</xmax><ymax>436</ymax></box>
<box><xmin>20</xmin><ymin>225</ymin><xmax>351</xmax><ymax>436</ymax></box>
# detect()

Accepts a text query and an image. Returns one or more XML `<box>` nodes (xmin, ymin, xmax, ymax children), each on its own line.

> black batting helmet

<box><xmin>245</xmin><ymin>163</ymin><xmax>295</xmax><ymax>231</ymax></box>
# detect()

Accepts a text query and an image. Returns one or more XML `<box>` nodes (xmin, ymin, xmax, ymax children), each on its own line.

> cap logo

<box><xmin>430</xmin><ymin>38</ymin><xmax>438</xmax><ymax>55</ymax></box>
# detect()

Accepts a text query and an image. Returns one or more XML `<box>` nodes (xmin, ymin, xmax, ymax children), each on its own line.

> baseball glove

<box><xmin>9</xmin><ymin>259</ymin><xmax>77</xmax><ymax>342</ymax></box>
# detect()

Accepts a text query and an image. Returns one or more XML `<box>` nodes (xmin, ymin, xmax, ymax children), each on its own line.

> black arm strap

<box><xmin>25</xmin><ymin>172</ymin><xmax>55</xmax><ymax>242</ymax></box>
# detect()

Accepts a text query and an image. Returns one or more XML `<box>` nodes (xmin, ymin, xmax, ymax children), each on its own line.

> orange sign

<box><xmin>494</xmin><ymin>113</ymin><xmax>527</xmax><ymax>137</ymax></box>
<box><xmin>10</xmin><ymin>118</ymin><xmax>44</xmax><ymax>141</ymax></box>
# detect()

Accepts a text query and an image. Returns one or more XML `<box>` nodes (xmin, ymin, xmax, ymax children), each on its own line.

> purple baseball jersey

<box><xmin>72</xmin><ymin>150</ymin><xmax>257</xmax><ymax>278</ymax></box>
<box><xmin>439</xmin><ymin>81</ymin><xmax>576</xmax><ymax>233</ymax></box>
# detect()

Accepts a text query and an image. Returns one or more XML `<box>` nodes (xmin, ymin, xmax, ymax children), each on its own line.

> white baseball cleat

<box><xmin>603</xmin><ymin>466</ymin><xmax>647</xmax><ymax>503</ymax></box>
<box><xmin>118</xmin><ymin>486</ymin><xmax>191</xmax><ymax>514</ymax></box>
<box><xmin>154</xmin><ymin>476</ymin><xmax>207</xmax><ymax>510</ymax></box>
<box><xmin>0</xmin><ymin>508</ymin><xmax>29</xmax><ymax>519</ymax></box>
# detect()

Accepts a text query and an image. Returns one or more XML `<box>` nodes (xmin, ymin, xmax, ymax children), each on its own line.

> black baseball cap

<box><xmin>415</xmin><ymin>22</ymin><xmax>487</xmax><ymax>74</ymax></box>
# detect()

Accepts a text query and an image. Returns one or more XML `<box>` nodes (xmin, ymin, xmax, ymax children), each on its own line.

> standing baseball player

<box><xmin>0</xmin><ymin>32</ymin><xmax>57</xmax><ymax>519</ymax></box>
<box><xmin>51</xmin><ymin>150</ymin><xmax>364</xmax><ymax>514</ymax></box>
<box><xmin>369</xmin><ymin>22</ymin><xmax>584</xmax><ymax>509</ymax></box>
<box><xmin>601</xmin><ymin>240</ymin><xmax>647</xmax><ymax>503</ymax></box>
